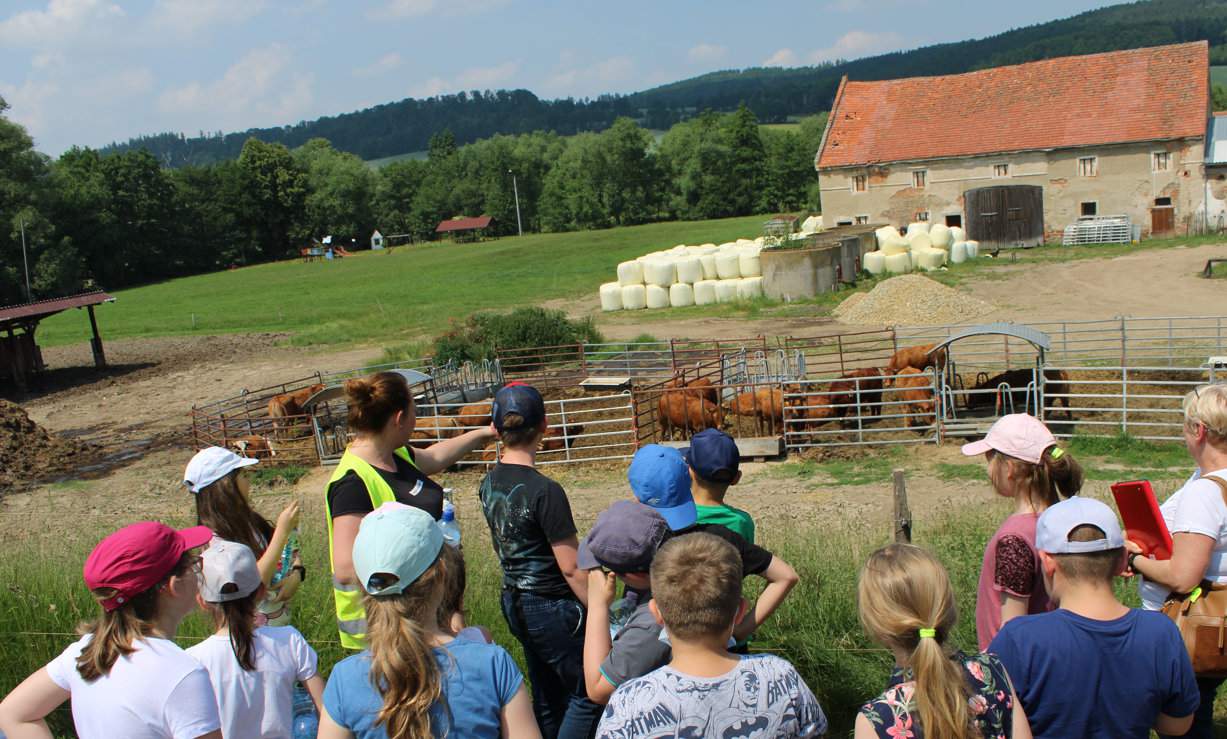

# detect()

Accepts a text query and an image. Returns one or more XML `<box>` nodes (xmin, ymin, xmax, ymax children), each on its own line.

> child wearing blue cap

<box><xmin>320</xmin><ymin>503</ymin><xmax>540</xmax><ymax>739</ymax></box>
<box><xmin>685</xmin><ymin>428</ymin><xmax>755</xmax><ymax>543</ymax></box>
<box><xmin>478</xmin><ymin>383</ymin><xmax>601</xmax><ymax>739</ymax></box>
<box><xmin>628</xmin><ymin>444</ymin><xmax>798</xmax><ymax>644</ymax></box>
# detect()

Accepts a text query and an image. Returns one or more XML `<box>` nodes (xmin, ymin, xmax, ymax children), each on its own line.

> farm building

<box><xmin>816</xmin><ymin>42</ymin><xmax>1212</xmax><ymax>244</ymax></box>
<box><xmin>436</xmin><ymin>215</ymin><xmax>493</xmax><ymax>242</ymax></box>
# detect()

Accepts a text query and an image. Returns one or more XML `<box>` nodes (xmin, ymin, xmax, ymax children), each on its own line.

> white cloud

<box><xmin>409</xmin><ymin>61</ymin><xmax>519</xmax><ymax>97</ymax></box>
<box><xmin>157</xmin><ymin>44</ymin><xmax>315</xmax><ymax>131</ymax></box>
<box><xmin>687</xmin><ymin>43</ymin><xmax>726</xmax><ymax>64</ymax></box>
<box><xmin>809</xmin><ymin>30</ymin><xmax>904</xmax><ymax>63</ymax></box>
<box><xmin>0</xmin><ymin>78</ymin><xmax>61</xmax><ymax>143</ymax></box>
<box><xmin>147</xmin><ymin>0</ymin><xmax>266</xmax><ymax>36</ymax></box>
<box><xmin>368</xmin><ymin>0</ymin><xmax>508</xmax><ymax>19</ymax></box>
<box><xmin>353</xmin><ymin>52</ymin><xmax>403</xmax><ymax>77</ymax></box>
<box><xmin>544</xmin><ymin>54</ymin><xmax>634</xmax><ymax>94</ymax></box>
<box><xmin>763</xmin><ymin>48</ymin><xmax>798</xmax><ymax>67</ymax></box>
<box><xmin>0</xmin><ymin>0</ymin><xmax>123</xmax><ymax>46</ymax></box>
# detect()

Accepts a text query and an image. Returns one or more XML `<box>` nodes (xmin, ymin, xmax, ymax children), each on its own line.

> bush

<box><xmin>431</xmin><ymin>306</ymin><xmax>603</xmax><ymax>365</ymax></box>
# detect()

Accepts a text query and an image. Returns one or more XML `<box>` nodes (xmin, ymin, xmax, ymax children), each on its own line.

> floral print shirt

<box><xmin>859</xmin><ymin>651</ymin><xmax>1013</xmax><ymax>739</ymax></box>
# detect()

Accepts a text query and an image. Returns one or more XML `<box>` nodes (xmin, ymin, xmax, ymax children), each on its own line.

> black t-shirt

<box><xmin>667</xmin><ymin>522</ymin><xmax>773</xmax><ymax>577</ymax></box>
<box><xmin>478</xmin><ymin>462</ymin><xmax>578</xmax><ymax>598</ymax></box>
<box><xmin>327</xmin><ymin>448</ymin><xmax>445</xmax><ymax>520</ymax></box>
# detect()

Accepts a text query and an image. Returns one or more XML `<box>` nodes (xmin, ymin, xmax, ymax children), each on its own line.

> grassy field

<box><xmin>38</xmin><ymin>216</ymin><xmax>766</xmax><ymax>349</ymax></box>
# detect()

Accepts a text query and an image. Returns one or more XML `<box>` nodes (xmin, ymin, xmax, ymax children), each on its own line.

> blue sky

<box><xmin>0</xmin><ymin>0</ymin><xmax>1115</xmax><ymax>156</ymax></box>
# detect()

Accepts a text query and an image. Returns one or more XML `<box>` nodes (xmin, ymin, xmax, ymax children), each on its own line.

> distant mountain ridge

<box><xmin>102</xmin><ymin>0</ymin><xmax>1227</xmax><ymax>167</ymax></box>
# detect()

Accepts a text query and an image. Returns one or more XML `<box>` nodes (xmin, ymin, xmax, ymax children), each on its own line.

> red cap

<box><xmin>84</xmin><ymin>522</ymin><xmax>213</xmax><ymax>611</ymax></box>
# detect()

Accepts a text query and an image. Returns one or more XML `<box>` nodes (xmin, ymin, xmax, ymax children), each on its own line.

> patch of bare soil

<box><xmin>0</xmin><ymin>400</ymin><xmax>100</xmax><ymax>495</ymax></box>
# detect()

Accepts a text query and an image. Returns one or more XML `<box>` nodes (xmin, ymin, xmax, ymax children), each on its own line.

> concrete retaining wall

<box><xmin>761</xmin><ymin>227</ymin><xmax>878</xmax><ymax>300</ymax></box>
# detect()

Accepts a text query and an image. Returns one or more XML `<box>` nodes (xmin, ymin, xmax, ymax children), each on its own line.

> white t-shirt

<box><xmin>1141</xmin><ymin>467</ymin><xmax>1227</xmax><ymax>610</ymax></box>
<box><xmin>185</xmin><ymin>625</ymin><xmax>318</xmax><ymax>739</ymax></box>
<box><xmin>45</xmin><ymin>635</ymin><xmax>220</xmax><ymax>739</ymax></box>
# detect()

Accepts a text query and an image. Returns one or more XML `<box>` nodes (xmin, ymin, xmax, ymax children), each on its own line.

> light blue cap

<box><xmin>1036</xmin><ymin>497</ymin><xmax>1124</xmax><ymax>554</ymax></box>
<box><xmin>628</xmin><ymin>444</ymin><xmax>696</xmax><ymax>531</ymax></box>
<box><xmin>353</xmin><ymin>502</ymin><xmax>444</xmax><ymax>596</ymax></box>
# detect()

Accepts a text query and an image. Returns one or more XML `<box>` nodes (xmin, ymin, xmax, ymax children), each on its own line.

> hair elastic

<box><xmin>1049</xmin><ymin>447</ymin><xmax>1065</xmax><ymax>459</ymax></box>
<box><xmin>918</xmin><ymin>628</ymin><xmax>936</xmax><ymax>639</ymax></box>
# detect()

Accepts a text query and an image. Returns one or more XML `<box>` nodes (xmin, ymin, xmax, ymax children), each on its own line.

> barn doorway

<box><xmin>1151</xmin><ymin>197</ymin><xmax>1175</xmax><ymax>235</ymax></box>
<box><xmin>963</xmin><ymin>185</ymin><xmax>1044</xmax><ymax>247</ymax></box>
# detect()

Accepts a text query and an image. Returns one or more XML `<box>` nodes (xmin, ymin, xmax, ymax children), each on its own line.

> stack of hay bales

<box><xmin>861</xmin><ymin>221</ymin><xmax>979</xmax><ymax>277</ymax></box>
<box><xmin>600</xmin><ymin>239</ymin><xmax>764</xmax><ymax>310</ymax></box>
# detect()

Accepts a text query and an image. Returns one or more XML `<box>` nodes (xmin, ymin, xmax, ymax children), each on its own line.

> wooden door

<box><xmin>1151</xmin><ymin>207</ymin><xmax>1175</xmax><ymax>235</ymax></box>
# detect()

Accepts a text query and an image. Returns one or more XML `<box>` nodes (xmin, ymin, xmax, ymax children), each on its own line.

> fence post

<box><xmin>559</xmin><ymin>398</ymin><xmax>572</xmax><ymax>462</ymax></box>
<box><xmin>837</xmin><ymin>334</ymin><xmax>846</xmax><ymax>374</ymax></box>
<box><xmin>1121</xmin><ymin>366</ymin><xmax>1129</xmax><ymax>436</ymax></box>
<box><xmin>893</xmin><ymin>469</ymin><xmax>912</xmax><ymax>543</ymax></box>
<box><xmin>1062</xmin><ymin>322</ymin><xmax>1068</xmax><ymax>361</ymax></box>
<box><xmin>1119</xmin><ymin>316</ymin><xmax>1127</xmax><ymax>367</ymax></box>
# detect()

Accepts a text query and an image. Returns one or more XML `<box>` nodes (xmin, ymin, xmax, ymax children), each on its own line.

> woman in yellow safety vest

<box><xmin>325</xmin><ymin>371</ymin><xmax>496</xmax><ymax>649</ymax></box>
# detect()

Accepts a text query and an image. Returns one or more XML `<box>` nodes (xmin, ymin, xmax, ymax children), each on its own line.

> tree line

<box><xmin>0</xmin><ymin>98</ymin><xmax>825</xmax><ymax>306</ymax></box>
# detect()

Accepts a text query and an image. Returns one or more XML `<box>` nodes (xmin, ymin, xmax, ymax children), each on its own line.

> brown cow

<box><xmin>267</xmin><ymin>383</ymin><xmax>325</xmax><ymax>437</ymax></box>
<box><xmin>663</xmin><ymin>375</ymin><xmax>719</xmax><ymax>405</ymax></box>
<box><xmin>968</xmin><ymin>367</ymin><xmax>1072</xmax><ymax>419</ymax></box>
<box><xmin>892</xmin><ymin>367</ymin><xmax>935</xmax><ymax>428</ymax></box>
<box><xmin>886</xmin><ymin>344</ymin><xmax>947</xmax><ymax>376</ymax></box>
<box><xmin>789</xmin><ymin>368</ymin><xmax>886</xmax><ymax>430</ymax></box>
<box><xmin>540</xmin><ymin>423</ymin><xmax>586</xmax><ymax>452</ymax></box>
<box><xmin>231</xmin><ymin>435</ymin><xmax>277</xmax><ymax>459</ymax></box>
<box><xmin>409</xmin><ymin>415</ymin><xmax>461</xmax><ymax>448</ymax></box>
<box><xmin>658</xmin><ymin>392</ymin><xmax>722</xmax><ymax>440</ymax></box>
<box><xmin>454</xmin><ymin>401</ymin><xmax>493</xmax><ymax>429</ymax></box>
<box><xmin>725</xmin><ymin>387</ymin><xmax>785</xmax><ymax>428</ymax></box>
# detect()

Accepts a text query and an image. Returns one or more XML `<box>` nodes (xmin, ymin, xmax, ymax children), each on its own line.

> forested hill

<box><xmin>103</xmin><ymin>0</ymin><xmax>1227</xmax><ymax>167</ymax></box>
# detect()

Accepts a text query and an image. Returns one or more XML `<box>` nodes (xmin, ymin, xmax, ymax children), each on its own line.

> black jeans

<box><xmin>1162</xmin><ymin>676</ymin><xmax>1225</xmax><ymax>739</ymax></box>
<box><xmin>501</xmin><ymin>589</ymin><xmax>603</xmax><ymax>739</ymax></box>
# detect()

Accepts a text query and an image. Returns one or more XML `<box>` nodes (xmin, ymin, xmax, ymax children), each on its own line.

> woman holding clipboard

<box><xmin>1125</xmin><ymin>384</ymin><xmax>1227</xmax><ymax>739</ymax></box>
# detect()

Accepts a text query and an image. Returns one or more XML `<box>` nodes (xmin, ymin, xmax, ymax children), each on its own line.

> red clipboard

<box><xmin>1110</xmin><ymin>480</ymin><xmax>1173</xmax><ymax>560</ymax></box>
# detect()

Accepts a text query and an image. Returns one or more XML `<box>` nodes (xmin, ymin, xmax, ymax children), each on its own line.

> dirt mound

<box><xmin>834</xmin><ymin>274</ymin><xmax>994</xmax><ymax>325</ymax></box>
<box><xmin>0</xmin><ymin>400</ymin><xmax>98</xmax><ymax>493</ymax></box>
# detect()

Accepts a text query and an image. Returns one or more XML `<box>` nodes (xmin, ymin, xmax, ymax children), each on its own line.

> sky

<box><xmin>0</xmin><ymin>0</ymin><xmax>1116</xmax><ymax>156</ymax></box>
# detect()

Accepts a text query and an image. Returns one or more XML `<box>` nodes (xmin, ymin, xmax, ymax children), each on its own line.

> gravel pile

<box><xmin>834</xmin><ymin>274</ymin><xmax>994</xmax><ymax>326</ymax></box>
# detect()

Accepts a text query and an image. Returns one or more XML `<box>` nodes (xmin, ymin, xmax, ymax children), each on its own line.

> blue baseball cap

<box><xmin>683</xmin><ymin>428</ymin><xmax>740</xmax><ymax>483</ymax></box>
<box><xmin>628</xmin><ymin>444</ymin><xmax>696</xmax><ymax>530</ymax></box>
<box><xmin>492</xmin><ymin>383</ymin><xmax>546</xmax><ymax>432</ymax></box>
<box><xmin>353</xmin><ymin>502</ymin><xmax>444</xmax><ymax>596</ymax></box>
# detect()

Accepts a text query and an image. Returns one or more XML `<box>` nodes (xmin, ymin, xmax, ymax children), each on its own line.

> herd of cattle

<box><xmin>655</xmin><ymin>343</ymin><xmax>1071</xmax><ymax>439</ymax></box>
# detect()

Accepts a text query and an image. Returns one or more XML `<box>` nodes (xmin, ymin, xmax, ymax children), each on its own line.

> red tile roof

<box><xmin>817</xmin><ymin>42</ymin><xmax>1209</xmax><ymax>169</ymax></box>
<box><xmin>435</xmin><ymin>215</ymin><xmax>493</xmax><ymax>233</ymax></box>
<box><xmin>0</xmin><ymin>291</ymin><xmax>115</xmax><ymax>325</ymax></box>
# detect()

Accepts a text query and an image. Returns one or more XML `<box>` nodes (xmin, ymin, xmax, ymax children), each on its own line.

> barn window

<box><xmin>945</xmin><ymin>214</ymin><xmax>962</xmax><ymax>227</ymax></box>
<box><xmin>854</xmin><ymin>215</ymin><xmax>869</xmax><ymax>224</ymax></box>
<box><xmin>1154</xmin><ymin>196</ymin><xmax>1172</xmax><ymax>207</ymax></box>
<box><xmin>993</xmin><ymin>163</ymin><xmax>1010</xmax><ymax>178</ymax></box>
<box><xmin>915</xmin><ymin>211</ymin><xmax>930</xmax><ymax>222</ymax></box>
<box><xmin>852</xmin><ymin>175</ymin><xmax>867</xmax><ymax>193</ymax></box>
<box><xmin>1152</xmin><ymin>151</ymin><xmax>1171</xmax><ymax>172</ymax></box>
<box><xmin>1077</xmin><ymin>156</ymin><xmax>1098</xmax><ymax>177</ymax></box>
<box><xmin>836</xmin><ymin>218</ymin><xmax>854</xmax><ymax>226</ymax></box>
<box><xmin>1080</xmin><ymin>201</ymin><xmax>1098</xmax><ymax>217</ymax></box>
<box><xmin>912</xmin><ymin>170</ymin><xmax>927</xmax><ymax>189</ymax></box>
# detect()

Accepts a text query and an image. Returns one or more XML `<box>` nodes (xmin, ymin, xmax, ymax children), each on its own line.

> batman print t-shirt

<box><xmin>478</xmin><ymin>462</ymin><xmax>578</xmax><ymax>598</ymax></box>
<box><xmin>595</xmin><ymin>654</ymin><xmax>827</xmax><ymax>739</ymax></box>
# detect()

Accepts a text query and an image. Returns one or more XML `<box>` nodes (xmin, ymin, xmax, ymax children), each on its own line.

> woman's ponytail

<box><xmin>346</xmin><ymin>372</ymin><xmax>412</xmax><ymax>435</ymax></box>
<box><xmin>213</xmin><ymin>592</ymin><xmax>259</xmax><ymax>672</ymax></box>
<box><xmin>911</xmin><ymin>629</ymin><xmax>977</xmax><ymax>739</ymax></box>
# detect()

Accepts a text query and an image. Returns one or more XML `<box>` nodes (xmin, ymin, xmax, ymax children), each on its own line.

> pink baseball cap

<box><xmin>961</xmin><ymin>413</ymin><xmax>1056</xmax><ymax>464</ymax></box>
<box><xmin>84</xmin><ymin>522</ymin><xmax>213</xmax><ymax>611</ymax></box>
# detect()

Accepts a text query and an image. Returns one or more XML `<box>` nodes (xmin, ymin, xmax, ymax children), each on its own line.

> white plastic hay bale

<box><xmin>736</xmin><ymin>238</ymin><xmax>754</xmax><ymax>246</ymax></box>
<box><xmin>907</xmin><ymin>231</ymin><xmax>932</xmax><ymax>252</ymax></box>
<box><xmin>863</xmin><ymin>251</ymin><xmax>886</xmax><ymax>275</ymax></box>
<box><xmin>621</xmin><ymin>284</ymin><xmax>646</xmax><ymax>310</ymax></box>
<box><xmin>881</xmin><ymin>234</ymin><xmax>909</xmax><ymax>256</ymax></box>
<box><xmin>700</xmin><ymin>242</ymin><xmax>717</xmax><ymax>250</ymax></box>
<box><xmin>718</xmin><ymin>242</ymin><xmax>737</xmax><ymax>251</ymax></box>
<box><xmin>693</xmin><ymin>280</ymin><xmax>718</xmax><ymax>305</ymax></box>
<box><xmin>715</xmin><ymin>279</ymin><xmax>740</xmax><ymax>303</ymax></box>
<box><xmin>929</xmin><ymin>223</ymin><xmax>952</xmax><ymax>250</ymax></box>
<box><xmin>802</xmin><ymin>215</ymin><xmax>823</xmax><ymax>233</ymax></box>
<box><xmin>668</xmin><ymin>245</ymin><xmax>688</xmax><ymax>257</ymax></box>
<box><xmin>645</xmin><ymin>284</ymin><xmax>670</xmax><ymax>309</ymax></box>
<box><xmin>616</xmin><ymin>260</ymin><xmax>644</xmax><ymax>286</ymax></box>
<box><xmin>950</xmin><ymin>226</ymin><xmax>966</xmax><ymax>243</ymax></box>
<box><xmin>715</xmin><ymin>252</ymin><xmax>741</xmax><ymax>280</ymax></box>
<box><xmin>599</xmin><ymin>282</ymin><xmax>623</xmax><ymax>311</ymax></box>
<box><xmin>917</xmin><ymin>249</ymin><xmax>946</xmax><ymax>271</ymax></box>
<box><xmin>738</xmin><ymin>249</ymin><xmax>762</xmax><ymax>278</ymax></box>
<box><xmin>643</xmin><ymin>259</ymin><xmax>676</xmax><ymax>287</ymax></box>
<box><xmin>675</xmin><ymin>256</ymin><xmax>703</xmax><ymax>284</ymax></box>
<box><xmin>906</xmin><ymin>222</ymin><xmax>930</xmax><ymax>236</ymax></box>
<box><xmin>669</xmin><ymin>282</ymin><xmax>695</xmax><ymax>307</ymax></box>
<box><xmin>737</xmin><ymin>277</ymin><xmax>764</xmax><ymax>300</ymax></box>
<box><xmin>884</xmin><ymin>252</ymin><xmax>912</xmax><ymax>274</ymax></box>
<box><xmin>950</xmin><ymin>241</ymin><xmax>968</xmax><ymax>264</ymax></box>
<box><xmin>753</xmin><ymin>236</ymin><xmax>766</xmax><ymax>246</ymax></box>
<box><xmin>966</xmin><ymin>240</ymin><xmax>980</xmax><ymax>258</ymax></box>
<box><xmin>699</xmin><ymin>254</ymin><xmax>719</xmax><ymax>280</ymax></box>
<box><xmin>875</xmin><ymin>226</ymin><xmax>900</xmax><ymax>249</ymax></box>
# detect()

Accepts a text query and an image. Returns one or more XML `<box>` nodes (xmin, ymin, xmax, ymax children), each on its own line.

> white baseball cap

<box><xmin>961</xmin><ymin>414</ymin><xmax>1056</xmax><ymax>464</ymax></box>
<box><xmin>1036</xmin><ymin>498</ymin><xmax>1125</xmax><ymax>554</ymax></box>
<box><xmin>199</xmin><ymin>538</ymin><xmax>263</xmax><ymax>602</ymax></box>
<box><xmin>184</xmin><ymin>446</ymin><xmax>258</xmax><ymax>493</ymax></box>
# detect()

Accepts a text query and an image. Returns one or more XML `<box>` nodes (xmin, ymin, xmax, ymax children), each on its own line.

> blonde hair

<box><xmin>988</xmin><ymin>445</ymin><xmax>1083</xmax><ymax>511</ymax></box>
<box><xmin>1184</xmin><ymin>385</ymin><xmax>1227</xmax><ymax>445</ymax></box>
<box><xmin>363</xmin><ymin>552</ymin><xmax>447</xmax><ymax>738</ymax></box>
<box><xmin>858</xmin><ymin>544</ymin><xmax>978</xmax><ymax>739</ymax></box>
<box><xmin>650</xmin><ymin>533</ymin><xmax>741</xmax><ymax>640</ymax></box>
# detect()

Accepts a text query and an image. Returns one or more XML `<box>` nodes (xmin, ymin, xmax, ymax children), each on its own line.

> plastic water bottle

<box><xmin>439</xmin><ymin>500</ymin><xmax>461</xmax><ymax>547</ymax></box>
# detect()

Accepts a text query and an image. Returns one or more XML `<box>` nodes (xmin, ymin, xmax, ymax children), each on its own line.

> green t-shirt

<box><xmin>695</xmin><ymin>503</ymin><xmax>756</xmax><ymax>544</ymax></box>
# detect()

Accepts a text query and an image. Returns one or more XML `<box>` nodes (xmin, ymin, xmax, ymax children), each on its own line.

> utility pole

<box><xmin>508</xmin><ymin>169</ymin><xmax>523</xmax><ymax>237</ymax></box>
<box><xmin>19</xmin><ymin>217</ymin><xmax>31</xmax><ymax>302</ymax></box>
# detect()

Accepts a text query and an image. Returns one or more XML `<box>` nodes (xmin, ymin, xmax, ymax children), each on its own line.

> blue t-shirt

<box><xmin>323</xmin><ymin>638</ymin><xmax>523</xmax><ymax>738</ymax></box>
<box><xmin>989</xmin><ymin>608</ymin><xmax>1198</xmax><ymax>739</ymax></box>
